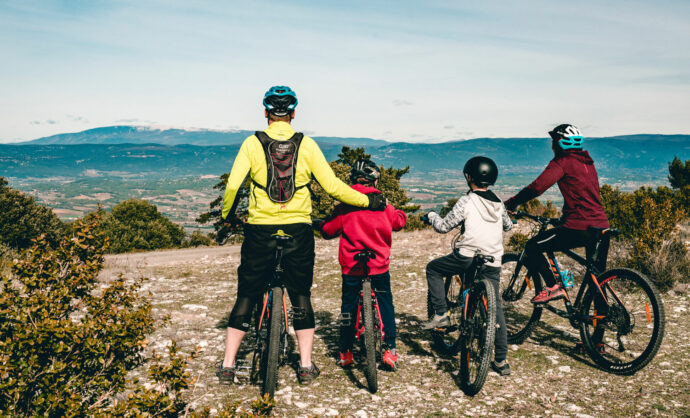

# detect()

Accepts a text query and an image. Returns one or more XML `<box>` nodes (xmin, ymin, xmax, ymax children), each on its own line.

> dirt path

<box><xmin>101</xmin><ymin>230</ymin><xmax>689</xmax><ymax>417</ymax></box>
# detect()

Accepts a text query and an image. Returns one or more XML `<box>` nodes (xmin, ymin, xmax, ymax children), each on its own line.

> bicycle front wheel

<box><xmin>500</xmin><ymin>252</ymin><xmax>542</xmax><ymax>344</ymax></box>
<box><xmin>262</xmin><ymin>286</ymin><xmax>284</xmax><ymax>397</ymax></box>
<box><xmin>362</xmin><ymin>280</ymin><xmax>378</xmax><ymax>393</ymax></box>
<box><xmin>459</xmin><ymin>278</ymin><xmax>496</xmax><ymax>396</ymax></box>
<box><xmin>579</xmin><ymin>268</ymin><xmax>665</xmax><ymax>375</ymax></box>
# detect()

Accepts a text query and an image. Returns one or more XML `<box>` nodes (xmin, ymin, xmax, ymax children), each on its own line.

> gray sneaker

<box><xmin>491</xmin><ymin>360</ymin><xmax>511</xmax><ymax>376</ymax></box>
<box><xmin>297</xmin><ymin>362</ymin><xmax>320</xmax><ymax>385</ymax></box>
<box><xmin>216</xmin><ymin>363</ymin><xmax>236</xmax><ymax>384</ymax></box>
<box><xmin>423</xmin><ymin>313</ymin><xmax>451</xmax><ymax>330</ymax></box>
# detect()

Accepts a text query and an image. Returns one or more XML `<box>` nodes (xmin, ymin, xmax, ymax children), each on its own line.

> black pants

<box><xmin>524</xmin><ymin>227</ymin><xmax>608</xmax><ymax>287</ymax></box>
<box><xmin>340</xmin><ymin>271</ymin><xmax>396</xmax><ymax>351</ymax></box>
<box><xmin>227</xmin><ymin>223</ymin><xmax>316</xmax><ymax>331</ymax></box>
<box><xmin>426</xmin><ymin>253</ymin><xmax>508</xmax><ymax>363</ymax></box>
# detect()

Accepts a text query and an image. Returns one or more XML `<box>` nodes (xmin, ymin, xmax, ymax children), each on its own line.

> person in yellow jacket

<box><xmin>217</xmin><ymin>86</ymin><xmax>387</xmax><ymax>385</ymax></box>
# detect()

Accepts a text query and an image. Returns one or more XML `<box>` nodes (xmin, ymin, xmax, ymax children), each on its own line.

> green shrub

<box><xmin>186</xmin><ymin>229</ymin><xmax>215</xmax><ymax>247</ymax></box>
<box><xmin>82</xmin><ymin>200</ymin><xmax>185</xmax><ymax>253</ymax></box>
<box><xmin>668</xmin><ymin>156</ymin><xmax>690</xmax><ymax>189</ymax></box>
<box><xmin>518</xmin><ymin>198</ymin><xmax>560</xmax><ymax>218</ymax></box>
<box><xmin>507</xmin><ymin>232</ymin><xmax>529</xmax><ymax>252</ymax></box>
<box><xmin>0</xmin><ymin>177</ymin><xmax>64</xmax><ymax>250</ymax></box>
<box><xmin>600</xmin><ymin>184</ymin><xmax>688</xmax><ymax>291</ymax></box>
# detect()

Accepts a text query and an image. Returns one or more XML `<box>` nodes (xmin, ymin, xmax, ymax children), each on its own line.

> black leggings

<box><xmin>228</xmin><ymin>293</ymin><xmax>315</xmax><ymax>332</ymax></box>
<box><xmin>524</xmin><ymin>227</ymin><xmax>608</xmax><ymax>287</ymax></box>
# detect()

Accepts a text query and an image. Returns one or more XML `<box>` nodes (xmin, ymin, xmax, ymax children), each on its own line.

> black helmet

<box><xmin>263</xmin><ymin>86</ymin><xmax>298</xmax><ymax>117</ymax></box>
<box><xmin>350</xmin><ymin>158</ymin><xmax>381</xmax><ymax>184</ymax></box>
<box><xmin>463</xmin><ymin>156</ymin><xmax>498</xmax><ymax>187</ymax></box>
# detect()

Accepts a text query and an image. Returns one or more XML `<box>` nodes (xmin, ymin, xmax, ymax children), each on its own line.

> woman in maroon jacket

<box><xmin>504</xmin><ymin>124</ymin><xmax>609</xmax><ymax>304</ymax></box>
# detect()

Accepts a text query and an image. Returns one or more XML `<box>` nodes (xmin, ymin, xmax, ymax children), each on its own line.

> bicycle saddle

<box><xmin>587</xmin><ymin>226</ymin><xmax>621</xmax><ymax>241</ymax></box>
<box><xmin>271</xmin><ymin>229</ymin><xmax>294</xmax><ymax>241</ymax></box>
<box><xmin>354</xmin><ymin>249</ymin><xmax>377</xmax><ymax>261</ymax></box>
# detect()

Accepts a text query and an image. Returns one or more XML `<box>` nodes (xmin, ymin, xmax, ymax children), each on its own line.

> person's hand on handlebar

<box><xmin>420</xmin><ymin>212</ymin><xmax>433</xmax><ymax>225</ymax></box>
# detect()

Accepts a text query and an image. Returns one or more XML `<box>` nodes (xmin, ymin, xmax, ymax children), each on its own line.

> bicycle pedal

<box><xmin>233</xmin><ymin>360</ymin><xmax>252</xmax><ymax>379</ymax></box>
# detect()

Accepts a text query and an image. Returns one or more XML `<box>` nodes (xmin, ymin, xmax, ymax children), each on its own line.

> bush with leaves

<box><xmin>517</xmin><ymin>198</ymin><xmax>560</xmax><ymax>218</ymax></box>
<box><xmin>600</xmin><ymin>184</ymin><xmax>688</xmax><ymax>291</ymax></box>
<box><xmin>0</xmin><ymin>213</ymin><xmax>274</xmax><ymax>417</ymax></box>
<box><xmin>82</xmin><ymin>199</ymin><xmax>186</xmax><ymax>253</ymax></box>
<box><xmin>0</xmin><ymin>177</ymin><xmax>64</xmax><ymax>251</ymax></box>
<box><xmin>185</xmin><ymin>229</ymin><xmax>216</xmax><ymax>247</ymax></box>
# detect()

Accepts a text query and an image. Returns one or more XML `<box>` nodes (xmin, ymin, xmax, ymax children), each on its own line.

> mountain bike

<box><xmin>350</xmin><ymin>249</ymin><xmax>386</xmax><ymax>394</ymax></box>
<box><xmin>234</xmin><ymin>229</ymin><xmax>294</xmax><ymax>398</ymax></box>
<box><xmin>427</xmin><ymin>248</ymin><xmax>497</xmax><ymax>396</ymax></box>
<box><xmin>500</xmin><ymin>211</ymin><xmax>665</xmax><ymax>375</ymax></box>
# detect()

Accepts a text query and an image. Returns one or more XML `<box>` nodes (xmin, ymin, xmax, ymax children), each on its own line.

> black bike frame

<box><xmin>510</xmin><ymin>229</ymin><xmax>615</xmax><ymax>329</ymax></box>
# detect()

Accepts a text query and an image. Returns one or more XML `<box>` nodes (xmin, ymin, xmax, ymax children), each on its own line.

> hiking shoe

<box><xmin>491</xmin><ymin>361</ymin><xmax>511</xmax><ymax>376</ymax></box>
<box><xmin>575</xmin><ymin>341</ymin><xmax>606</xmax><ymax>354</ymax></box>
<box><xmin>216</xmin><ymin>364</ymin><xmax>236</xmax><ymax>384</ymax></box>
<box><xmin>339</xmin><ymin>350</ymin><xmax>355</xmax><ymax>368</ymax></box>
<box><xmin>382</xmin><ymin>349</ymin><xmax>398</xmax><ymax>371</ymax></box>
<box><xmin>531</xmin><ymin>284</ymin><xmax>565</xmax><ymax>304</ymax></box>
<box><xmin>297</xmin><ymin>363</ymin><xmax>320</xmax><ymax>385</ymax></box>
<box><xmin>422</xmin><ymin>313</ymin><xmax>451</xmax><ymax>330</ymax></box>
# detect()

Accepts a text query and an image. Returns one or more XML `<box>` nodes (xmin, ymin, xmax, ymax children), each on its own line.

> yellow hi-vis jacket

<box><xmin>222</xmin><ymin>121</ymin><xmax>369</xmax><ymax>224</ymax></box>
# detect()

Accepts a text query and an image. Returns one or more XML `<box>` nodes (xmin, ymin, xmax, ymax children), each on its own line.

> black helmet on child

<box><xmin>263</xmin><ymin>86</ymin><xmax>298</xmax><ymax>117</ymax></box>
<box><xmin>463</xmin><ymin>156</ymin><xmax>498</xmax><ymax>187</ymax></box>
<box><xmin>350</xmin><ymin>158</ymin><xmax>381</xmax><ymax>184</ymax></box>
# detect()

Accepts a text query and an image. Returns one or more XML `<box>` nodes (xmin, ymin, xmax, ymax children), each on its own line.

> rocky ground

<box><xmin>102</xmin><ymin>229</ymin><xmax>689</xmax><ymax>417</ymax></box>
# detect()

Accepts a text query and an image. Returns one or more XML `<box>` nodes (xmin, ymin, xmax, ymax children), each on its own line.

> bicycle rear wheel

<box><xmin>427</xmin><ymin>275</ymin><xmax>462</xmax><ymax>354</ymax></box>
<box><xmin>361</xmin><ymin>280</ymin><xmax>378</xmax><ymax>393</ymax></box>
<box><xmin>579</xmin><ymin>268</ymin><xmax>665</xmax><ymax>375</ymax></box>
<box><xmin>500</xmin><ymin>252</ymin><xmax>542</xmax><ymax>344</ymax></box>
<box><xmin>459</xmin><ymin>278</ymin><xmax>496</xmax><ymax>396</ymax></box>
<box><xmin>262</xmin><ymin>286</ymin><xmax>284</xmax><ymax>397</ymax></box>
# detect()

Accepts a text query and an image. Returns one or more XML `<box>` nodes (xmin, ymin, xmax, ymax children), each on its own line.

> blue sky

<box><xmin>1</xmin><ymin>0</ymin><xmax>689</xmax><ymax>142</ymax></box>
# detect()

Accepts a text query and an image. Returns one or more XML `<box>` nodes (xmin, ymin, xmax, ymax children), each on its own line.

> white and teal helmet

<box><xmin>549</xmin><ymin>124</ymin><xmax>583</xmax><ymax>150</ymax></box>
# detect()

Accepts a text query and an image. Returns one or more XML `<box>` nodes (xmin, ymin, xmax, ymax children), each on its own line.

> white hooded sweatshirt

<box><xmin>428</xmin><ymin>190</ymin><xmax>512</xmax><ymax>267</ymax></box>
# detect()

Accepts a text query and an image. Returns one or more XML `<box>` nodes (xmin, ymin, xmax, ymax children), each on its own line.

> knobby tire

<box><xmin>262</xmin><ymin>286</ymin><xmax>283</xmax><ymax>398</ymax></box>
<box><xmin>362</xmin><ymin>280</ymin><xmax>378</xmax><ymax>393</ymax></box>
<box><xmin>579</xmin><ymin>268</ymin><xmax>665</xmax><ymax>375</ymax></box>
<box><xmin>460</xmin><ymin>278</ymin><xmax>496</xmax><ymax>396</ymax></box>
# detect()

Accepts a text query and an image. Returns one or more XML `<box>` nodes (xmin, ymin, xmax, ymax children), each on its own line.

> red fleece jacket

<box><xmin>321</xmin><ymin>184</ymin><xmax>407</xmax><ymax>275</ymax></box>
<box><xmin>505</xmin><ymin>150</ymin><xmax>609</xmax><ymax>230</ymax></box>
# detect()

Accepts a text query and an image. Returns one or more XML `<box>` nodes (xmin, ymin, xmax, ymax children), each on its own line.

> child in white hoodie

<box><xmin>421</xmin><ymin>156</ymin><xmax>513</xmax><ymax>375</ymax></box>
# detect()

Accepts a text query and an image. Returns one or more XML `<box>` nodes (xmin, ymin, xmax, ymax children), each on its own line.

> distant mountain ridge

<box><xmin>21</xmin><ymin>125</ymin><xmax>389</xmax><ymax>147</ymax></box>
<box><xmin>1</xmin><ymin>133</ymin><xmax>687</xmax><ymax>184</ymax></box>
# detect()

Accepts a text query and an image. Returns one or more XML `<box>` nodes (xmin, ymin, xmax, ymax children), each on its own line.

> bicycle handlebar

<box><xmin>512</xmin><ymin>210</ymin><xmax>563</xmax><ymax>227</ymax></box>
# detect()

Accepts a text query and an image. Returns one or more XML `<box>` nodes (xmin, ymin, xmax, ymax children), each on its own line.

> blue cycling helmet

<box><xmin>549</xmin><ymin>124</ymin><xmax>583</xmax><ymax>150</ymax></box>
<box><xmin>263</xmin><ymin>86</ymin><xmax>298</xmax><ymax>117</ymax></box>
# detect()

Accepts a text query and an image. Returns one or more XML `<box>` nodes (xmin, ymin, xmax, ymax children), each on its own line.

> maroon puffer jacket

<box><xmin>505</xmin><ymin>150</ymin><xmax>609</xmax><ymax>230</ymax></box>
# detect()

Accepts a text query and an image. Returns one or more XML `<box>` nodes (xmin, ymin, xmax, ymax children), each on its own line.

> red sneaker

<box><xmin>382</xmin><ymin>350</ymin><xmax>398</xmax><ymax>371</ymax></box>
<box><xmin>339</xmin><ymin>350</ymin><xmax>354</xmax><ymax>367</ymax></box>
<box><xmin>531</xmin><ymin>284</ymin><xmax>565</xmax><ymax>304</ymax></box>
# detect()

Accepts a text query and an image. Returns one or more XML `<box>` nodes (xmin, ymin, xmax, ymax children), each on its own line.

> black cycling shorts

<box><xmin>227</xmin><ymin>223</ymin><xmax>316</xmax><ymax>331</ymax></box>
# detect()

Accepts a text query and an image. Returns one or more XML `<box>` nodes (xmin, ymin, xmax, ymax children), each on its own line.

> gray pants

<box><xmin>426</xmin><ymin>253</ymin><xmax>508</xmax><ymax>363</ymax></box>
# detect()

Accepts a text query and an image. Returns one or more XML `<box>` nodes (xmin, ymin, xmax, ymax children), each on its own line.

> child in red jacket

<box><xmin>321</xmin><ymin>158</ymin><xmax>407</xmax><ymax>370</ymax></box>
